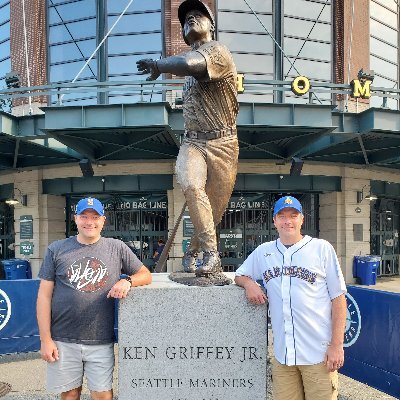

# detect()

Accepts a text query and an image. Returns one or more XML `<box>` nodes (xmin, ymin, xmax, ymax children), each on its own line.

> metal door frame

<box><xmin>371</xmin><ymin>197</ymin><xmax>400</xmax><ymax>276</ymax></box>
<box><xmin>0</xmin><ymin>202</ymin><xmax>15</xmax><ymax>260</ymax></box>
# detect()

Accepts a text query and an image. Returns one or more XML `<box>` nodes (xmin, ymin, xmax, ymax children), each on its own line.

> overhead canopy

<box><xmin>0</xmin><ymin>132</ymin><xmax>79</xmax><ymax>170</ymax></box>
<box><xmin>1</xmin><ymin>103</ymin><xmax>400</xmax><ymax>169</ymax></box>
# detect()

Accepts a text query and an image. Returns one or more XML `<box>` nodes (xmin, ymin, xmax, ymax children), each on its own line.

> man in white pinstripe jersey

<box><xmin>235</xmin><ymin>195</ymin><xmax>347</xmax><ymax>400</ymax></box>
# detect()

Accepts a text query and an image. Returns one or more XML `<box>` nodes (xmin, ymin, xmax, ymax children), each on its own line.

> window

<box><xmin>0</xmin><ymin>1</ymin><xmax>10</xmax><ymax>90</ymax></box>
<box><xmin>217</xmin><ymin>0</ymin><xmax>274</xmax><ymax>103</ymax></box>
<box><xmin>107</xmin><ymin>1</ymin><xmax>162</xmax><ymax>104</ymax></box>
<box><xmin>370</xmin><ymin>0</ymin><xmax>399</xmax><ymax>110</ymax></box>
<box><xmin>48</xmin><ymin>0</ymin><xmax>97</xmax><ymax>104</ymax></box>
<box><xmin>47</xmin><ymin>0</ymin><xmax>163</xmax><ymax>105</ymax></box>
<box><xmin>284</xmin><ymin>0</ymin><xmax>332</xmax><ymax>104</ymax></box>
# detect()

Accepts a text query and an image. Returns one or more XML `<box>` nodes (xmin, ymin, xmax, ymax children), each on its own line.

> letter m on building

<box><xmin>350</xmin><ymin>79</ymin><xmax>372</xmax><ymax>99</ymax></box>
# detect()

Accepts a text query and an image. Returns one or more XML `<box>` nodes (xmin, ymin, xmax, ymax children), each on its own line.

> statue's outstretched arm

<box><xmin>137</xmin><ymin>52</ymin><xmax>207</xmax><ymax>81</ymax></box>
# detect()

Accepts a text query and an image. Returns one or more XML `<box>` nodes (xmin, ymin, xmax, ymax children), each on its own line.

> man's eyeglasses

<box><xmin>77</xmin><ymin>215</ymin><xmax>103</xmax><ymax>221</ymax></box>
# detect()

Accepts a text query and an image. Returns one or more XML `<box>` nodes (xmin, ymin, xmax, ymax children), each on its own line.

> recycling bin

<box><xmin>3</xmin><ymin>259</ymin><xmax>32</xmax><ymax>280</ymax></box>
<box><xmin>353</xmin><ymin>255</ymin><xmax>380</xmax><ymax>285</ymax></box>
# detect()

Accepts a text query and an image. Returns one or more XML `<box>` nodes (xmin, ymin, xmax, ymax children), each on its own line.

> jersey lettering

<box><xmin>263</xmin><ymin>266</ymin><xmax>317</xmax><ymax>285</ymax></box>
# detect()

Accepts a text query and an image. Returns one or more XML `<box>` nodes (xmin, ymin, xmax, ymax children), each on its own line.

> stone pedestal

<box><xmin>118</xmin><ymin>273</ymin><xmax>268</xmax><ymax>400</ymax></box>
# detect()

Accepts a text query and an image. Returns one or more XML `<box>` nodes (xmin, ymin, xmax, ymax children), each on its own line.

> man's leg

<box><xmin>195</xmin><ymin>135</ymin><xmax>239</xmax><ymax>275</ymax></box>
<box><xmin>175</xmin><ymin>139</ymin><xmax>217</xmax><ymax>254</ymax></box>
<box><xmin>61</xmin><ymin>387</ymin><xmax>82</xmax><ymax>400</ymax></box>
<box><xmin>300</xmin><ymin>363</ymin><xmax>338</xmax><ymax>400</ymax></box>
<box><xmin>272</xmin><ymin>358</ymin><xmax>305</xmax><ymax>400</ymax></box>
<box><xmin>47</xmin><ymin>341</ymin><xmax>84</xmax><ymax>397</ymax></box>
<box><xmin>205</xmin><ymin>135</ymin><xmax>239</xmax><ymax>227</ymax></box>
<box><xmin>84</xmin><ymin>343</ymin><xmax>114</xmax><ymax>400</ymax></box>
<box><xmin>90</xmin><ymin>390</ymin><xmax>113</xmax><ymax>400</ymax></box>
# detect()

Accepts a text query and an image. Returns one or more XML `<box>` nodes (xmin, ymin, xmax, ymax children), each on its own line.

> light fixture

<box><xmin>357</xmin><ymin>68</ymin><xmax>374</xmax><ymax>83</ymax></box>
<box><xmin>365</xmin><ymin>194</ymin><xmax>378</xmax><ymax>201</ymax></box>
<box><xmin>290</xmin><ymin>157</ymin><xmax>304</xmax><ymax>176</ymax></box>
<box><xmin>79</xmin><ymin>158</ymin><xmax>94</xmax><ymax>177</ymax></box>
<box><xmin>355</xmin><ymin>207</ymin><xmax>361</xmax><ymax>213</ymax></box>
<box><xmin>5</xmin><ymin>188</ymin><xmax>27</xmax><ymax>206</ymax></box>
<box><xmin>5</xmin><ymin>71</ymin><xmax>21</xmax><ymax>88</ymax></box>
<box><xmin>356</xmin><ymin>185</ymin><xmax>377</xmax><ymax>203</ymax></box>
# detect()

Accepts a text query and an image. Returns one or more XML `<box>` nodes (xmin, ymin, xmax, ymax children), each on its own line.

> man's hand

<box><xmin>244</xmin><ymin>280</ymin><xmax>267</xmax><ymax>305</ymax></box>
<box><xmin>136</xmin><ymin>59</ymin><xmax>161</xmax><ymax>81</ymax></box>
<box><xmin>324</xmin><ymin>343</ymin><xmax>344</xmax><ymax>372</ymax></box>
<box><xmin>235</xmin><ymin>276</ymin><xmax>267</xmax><ymax>305</ymax></box>
<box><xmin>107</xmin><ymin>279</ymin><xmax>132</xmax><ymax>299</ymax></box>
<box><xmin>40</xmin><ymin>339</ymin><xmax>59</xmax><ymax>363</ymax></box>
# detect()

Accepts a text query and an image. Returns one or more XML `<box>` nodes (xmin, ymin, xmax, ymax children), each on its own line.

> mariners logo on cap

<box><xmin>88</xmin><ymin>198</ymin><xmax>94</xmax><ymax>206</ymax></box>
<box><xmin>284</xmin><ymin>197</ymin><xmax>293</xmax><ymax>205</ymax></box>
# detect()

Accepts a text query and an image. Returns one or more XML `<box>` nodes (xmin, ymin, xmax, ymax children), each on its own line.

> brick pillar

<box><xmin>10</xmin><ymin>0</ymin><xmax>47</xmax><ymax>115</ymax></box>
<box><xmin>338</xmin><ymin>0</ymin><xmax>370</xmax><ymax>112</ymax></box>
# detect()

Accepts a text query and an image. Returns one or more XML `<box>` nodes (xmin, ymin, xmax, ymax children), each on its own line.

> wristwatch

<box><xmin>123</xmin><ymin>276</ymin><xmax>132</xmax><ymax>286</ymax></box>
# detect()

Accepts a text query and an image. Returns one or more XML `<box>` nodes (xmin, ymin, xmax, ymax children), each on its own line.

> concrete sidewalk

<box><xmin>0</xmin><ymin>349</ymin><xmax>396</xmax><ymax>400</ymax></box>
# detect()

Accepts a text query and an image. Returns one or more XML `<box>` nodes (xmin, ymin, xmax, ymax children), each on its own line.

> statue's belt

<box><xmin>185</xmin><ymin>127</ymin><xmax>237</xmax><ymax>140</ymax></box>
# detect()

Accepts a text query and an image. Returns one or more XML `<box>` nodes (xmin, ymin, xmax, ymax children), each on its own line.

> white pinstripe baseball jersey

<box><xmin>235</xmin><ymin>235</ymin><xmax>347</xmax><ymax>366</ymax></box>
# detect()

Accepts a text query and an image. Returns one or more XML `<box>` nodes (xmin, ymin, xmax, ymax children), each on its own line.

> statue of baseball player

<box><xmin>235</xmin><ymin>195</ymin><xmax>347</xmax><ymax>400</ymax></box>
<box><xmin>137</xmin><ymin>0</ymin><xmax>239</xmax><ymax>277</ymax></box>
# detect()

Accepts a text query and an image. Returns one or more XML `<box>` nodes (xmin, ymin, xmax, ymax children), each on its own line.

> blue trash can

<box><xmin>353</xmin><ymin>255</ymin><xmax>380</xmax><ymax>285</ymax></box>
<box><xmin>3</xmin><ymin>259</ymin><xmax>32</xmax><ymax>280</ymax></box>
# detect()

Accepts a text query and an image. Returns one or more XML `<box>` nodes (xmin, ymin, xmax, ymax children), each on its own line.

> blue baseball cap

<box><xmin>76</xmin><ymin>197</ymin><xmax>105</xmax><ymax>216</ymax></box>
<box><xmin>273</xmin><ymin>196</ymin><xmax>303</xmax><ymax>217</ymax></box>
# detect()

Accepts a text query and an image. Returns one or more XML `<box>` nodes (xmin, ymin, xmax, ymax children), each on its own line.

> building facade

<box><xmin>0</xmin><ymin>0</ymin><xmax>400</xmax><ymax>280</ymax></box>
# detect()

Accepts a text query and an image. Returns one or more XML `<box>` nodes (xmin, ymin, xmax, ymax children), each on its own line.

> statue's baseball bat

<box><xmin>155</xmin><ymin>202</ymin><xmax>187</xmax><ymax>273</ymax></box>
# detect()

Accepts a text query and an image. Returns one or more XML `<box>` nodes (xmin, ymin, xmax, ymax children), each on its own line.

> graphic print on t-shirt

<box><xmin>68</xmin><ymin>257</ymin><xmax>109</xmax><ymax>292</ymax></box>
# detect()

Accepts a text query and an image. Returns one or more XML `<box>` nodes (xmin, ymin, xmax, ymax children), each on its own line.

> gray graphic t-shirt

<box><xmin>38</xmin><ymin>236</ymin><xmax>142</xmax><ymax>344</ymax></box>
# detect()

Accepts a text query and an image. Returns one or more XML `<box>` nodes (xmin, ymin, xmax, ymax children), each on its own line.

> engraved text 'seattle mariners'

<box><xmin>137</xmin><ymin>0</ymin><xmax>239</xmax><ymax>278</ymax></box>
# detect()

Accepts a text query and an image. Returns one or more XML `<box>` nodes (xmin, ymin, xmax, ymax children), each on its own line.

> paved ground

<box><xmin>355</xmin><ymin>275</ymin><xmax>400</xmax><ymax>294</ymax></box>
<box><xmin>0</xmin><ymin>343</ymin><xmax>396</xmax><ymax>400</ymax></box>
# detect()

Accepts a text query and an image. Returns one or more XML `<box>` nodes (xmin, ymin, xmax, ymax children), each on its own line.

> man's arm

<box><xmin>235</xmin><ymin>276</ymin><xmax>267</xmax><ymax>305</ymax></box>
<box><xmin>325</xmin><ymin>293</ymin><xmax>347</xmax><ymax>372</ymax></box>
<box><xmin>136</xmin><ymin>52</ymin><xmax>207</xmax><ymax>81</ymax></box>
<box><xmin>36</xmin><ymin>279</ymin><xmax>59</xmax><ymax>363</ymax></box>
<box><xmin>107</xmin><ymin>265</ymin><xmax>152</xmax><ymax>299</ymax></box>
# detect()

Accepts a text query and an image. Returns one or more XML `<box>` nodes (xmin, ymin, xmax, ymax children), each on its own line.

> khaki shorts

<box><xmin>272</xmin><ymin>358</ymin><xmax>338</xmax><ymax>400</ymax></box>
<box><xmin>47</xmin><ymin>341</ymin><xmax>114</xmax><ymax>394</ymax></box>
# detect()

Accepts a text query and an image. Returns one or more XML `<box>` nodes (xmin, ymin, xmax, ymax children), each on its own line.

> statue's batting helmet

<box><xmin>178</xmin><ymin>0</ymin><xmax>215</xmax><ymax>44</ymax></box>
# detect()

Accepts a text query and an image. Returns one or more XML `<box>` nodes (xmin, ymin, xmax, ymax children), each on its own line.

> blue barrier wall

<box><xmin>0</xmin><ymin>279</ymin><xmax>40</xmax><ymax>355</ymax></box>
<box><xmin>1</xmin><ymin>280</ymin><xmax>400</xmax><ymax>399</ymax></box>
<box><xmin>342</xmin><ymin>286</ymin><xmax>400</xmax><ymax>399</ymax></box>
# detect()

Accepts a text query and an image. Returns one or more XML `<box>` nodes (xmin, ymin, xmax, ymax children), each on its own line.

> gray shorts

<box><xmin>47</xmin><ymin>341</ymin><xmax>114</xmax><ymax>394</ymax></box>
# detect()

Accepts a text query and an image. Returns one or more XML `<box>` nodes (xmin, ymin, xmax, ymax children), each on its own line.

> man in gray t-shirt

<box><xmin>37</xmin><ymin>197</ymin><xmax>152</xmax><ymax>400</ymax></box>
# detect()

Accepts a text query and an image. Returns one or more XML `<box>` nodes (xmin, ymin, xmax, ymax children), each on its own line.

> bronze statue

<box><xmin>137</xmin><ymin>0</ymin><xmax>238</xmax><ymax>278</ymax></box>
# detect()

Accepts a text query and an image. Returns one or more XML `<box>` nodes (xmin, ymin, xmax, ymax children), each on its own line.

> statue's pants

<box><xmin>175</xmin><ymin>135</ymin><xmax>239</xmax><ymax>252</ymax></box>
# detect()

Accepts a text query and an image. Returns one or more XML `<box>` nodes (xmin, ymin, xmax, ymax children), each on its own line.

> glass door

<box><xmin>371</xmin><ymin>198</ymin><xmax>400</xmax><ymax>276</ymax></box>
<box><xmin>0</xmin><ymin>202</ymin><xmax>15</xmax><ymax>260</ymax></box>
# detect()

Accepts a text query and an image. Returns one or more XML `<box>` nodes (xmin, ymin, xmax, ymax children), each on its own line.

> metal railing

<box><xmin>0</xmin><ymin>79</ymin><xmax>399</xmax><ymax>108</ymax></box>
